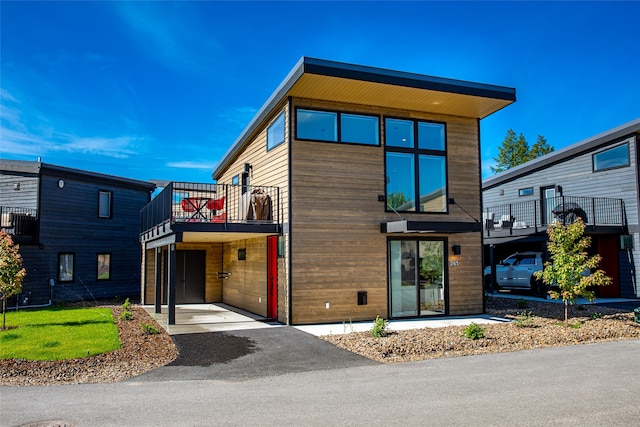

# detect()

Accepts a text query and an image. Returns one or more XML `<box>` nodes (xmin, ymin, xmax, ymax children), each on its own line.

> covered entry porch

<box><xmin>140</xmin><ymin>182</ymin><xmax>283</xmax><ymax>325</ymax></box>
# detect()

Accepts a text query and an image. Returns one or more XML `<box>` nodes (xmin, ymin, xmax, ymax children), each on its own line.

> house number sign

<box><xmin>449</xmin><ymin>260</ymin><xmax>459</xmax><ymax>267</ymax></box>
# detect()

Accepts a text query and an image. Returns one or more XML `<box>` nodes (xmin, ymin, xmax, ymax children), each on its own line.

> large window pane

<box><xmin>97</xmin><ymin>253</ymin><xmax>111</xmax><ymax>280</ymax></box>
<box><xmin>267</xmin><ymin>112</ymin><xmax>285</xmax><ymax>150</ymax></box>
<box><xmin>385</xmin><ymin>118</ymin><xmax>414</xmax><ymax>148</ymax></box>
<box><xmin>386</xmin><ymin>152</ymin><xmax>415</xmax><ymax>211</ymax></box>
<box><xmin>418</xmin><ymin>122</ymin><xmax>445</xmax><ymax>151</ymax></box>
<box><xmin>341</xmin><ymin>114</ymin><xmax>379</xmax><ymax>145</ymax></box>
<box><xmin>418</xmin><ymin>155</ymin><xmax>446</xmax><ymax>212</ymax></box>
<box><xmin>297</xmin><ymin>109</ymin><xmax>337</xmax><ymax>141</ymax></box>
<box><xmin>389</xmin><ymin>240</ymin><xmax>418</xmax><ymax>317</ymax></box>
<box><xmin>593</xmin><ymin>143</ymin><xmax>629</xmax><ymax>171</ymax></box>
<box><xmin>419</xmin><ymin>241</ymin><xmax>444</xmax><ymax>315</ymax></box>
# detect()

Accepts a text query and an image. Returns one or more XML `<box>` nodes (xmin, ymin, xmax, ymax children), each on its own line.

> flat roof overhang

<box><xmin>382</xmin><ymin>220</ymin><xmax>482</xmax><ymax>234</ymax></box>
<box><xmin>213</xmin><ymin>57</ymin><xmax>516</xmax><ymax>178</ymax></box>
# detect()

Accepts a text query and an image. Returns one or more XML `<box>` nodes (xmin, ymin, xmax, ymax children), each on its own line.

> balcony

<box><xmin>140</xmin><ymin>182</ymin><xmax>281</xmax><ymax>243</ymax></box>
<box><xmin>1</xmin><ymin>207</ymin><xmax>39</xmax><ymax>244</ymax></box>
<box><xmin>483</xmin><ymin>195</ymin><xmax>625</xmax><ymax>241</ymax></box>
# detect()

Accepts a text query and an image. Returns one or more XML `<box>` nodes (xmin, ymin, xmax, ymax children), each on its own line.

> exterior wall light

<box><xmin>452</xmin><ymin>245</ymin><xmax>461</xmax><ymax>255</ymax></box>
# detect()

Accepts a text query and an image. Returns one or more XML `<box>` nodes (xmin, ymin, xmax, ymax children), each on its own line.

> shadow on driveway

<box><xmin>131</xmin><ymin>326</ymin><xmax>378</xmax><ymax>382</ymax></box>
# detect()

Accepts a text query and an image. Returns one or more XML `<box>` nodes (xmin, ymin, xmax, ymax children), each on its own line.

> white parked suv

<box><xmin>484</xmin><ymin>252</ymin><xmax>545</xmax><ymax>295</ymax></box>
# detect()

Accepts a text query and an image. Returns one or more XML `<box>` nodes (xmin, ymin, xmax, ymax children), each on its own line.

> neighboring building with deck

<box><xmin>0</xmin><ymin>160</ymin><xmax>155</xmax><ymax>305</ymax></box>
<box><xmin>140</xmin><ymin>57</ymin><xmax>516</xmax><ymax>324</ymax></box>
<box><xmin>482</xmin><ymin>119</ymin><xmax>640</xmax><ymax>298</ymax></box>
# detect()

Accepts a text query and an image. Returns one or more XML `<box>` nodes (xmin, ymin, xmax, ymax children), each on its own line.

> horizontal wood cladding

<box><xmin>223</xmin><ymin>238</ymin><xmax>268</xmax><ymax>317</ymax></box>
<box><xmin>176</xmin><ymin>242</ymin><xmax>223</xmax><ymax>302</ymax></box>
<box><xmin>143</xmin><ymin>249</ymin><xmax>156</xmax><ymax>304</ymax></box>
<box><xmin>290</xmin><ymin>98</ymin><xmax>483</xmax><ymax>324</ymax></box>
<box><xmin>0</xmin><ymin>173</ymin><xmax>39</xmax><ymax>208</ymax></box>
<box><xmin>446</xmin><ymin>233</ymin><xmax>484</xmax><ymax>315</ymax></box>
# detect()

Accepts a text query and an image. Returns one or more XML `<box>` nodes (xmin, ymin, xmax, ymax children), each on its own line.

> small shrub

<box><xmin>463</xmin><ymin>322</ymin><xmax>485</xmax><ymax>340</ymax></box>
<box><xmin>517</xmin><ymin>299</ymin><xmax>529</xmax><ymax>309</ymax></box>
<box><xmin>371</xmin><ymin>316</ymin><xmax>388</xmax><ymax>338</ymax></box>
<box><xmin>141</xmin><ymin>322</ymin><xmax>159</xmax><ymax>335</ymax></box>
<box><xmin>592</xmin><ymin>312</ymin><xmax>603</xmax><ymax>319</ymax></box>
<box><xmin>570</xmin><ymin>321</ymin><xmax>583</xmax><ymax>329</ymax></box>
<box><xmin>119</xmin><ymin>310</ymin><xmax>133</xmax><ymax>321</ymax></box>
<box><xmin>515</xmin><ymin>310</ymin><xmax>536</xmax><ymax>328</ymax></box>
<box><xmin>121</xmin><ymin>298</ymin><xmax>132</xmax><ymax>311</ymax></box>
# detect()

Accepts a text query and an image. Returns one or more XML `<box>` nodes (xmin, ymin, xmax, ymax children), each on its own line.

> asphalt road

<box><xmin>2</xmin><ymin>337</ymin><xmax>639</xmax><ymax>426</ymax></box>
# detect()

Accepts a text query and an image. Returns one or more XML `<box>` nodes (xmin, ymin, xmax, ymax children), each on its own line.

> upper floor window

<box><xmin>267</xmin><ymin>111</ymin><xmax>286</xmax><ymax>151</ymax></box>
<box><xmin>98</xmin><ymin>190</ymin><xmax>112</xmax><ymax>218</ymax></box>
<box><xmin>519</xmin><ymin>187</ymin><xmax>534</xmax><ymax>197</ymax></box>
<box><xmin>385</xmin><ymin>118</ymin><xmax>447</xmax><ymax>213</ymax></box>
<box><xmin>593</xmin><ymin>142</ymin><xmax>629</xmax><ymax>172</ymax></box>
<box><xmin>296</xmin><ymin>108</ymin><xmax>379</xmax><ymax>145</ymax></box>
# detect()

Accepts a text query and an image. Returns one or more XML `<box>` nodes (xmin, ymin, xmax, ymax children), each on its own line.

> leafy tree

<box><xmin>0</xmin><ymin>232</ymin><xmax>26</xmax><ymax>329</ymax></box>
<box><xmin>490</xmin><ymin>129</ymin><xmax>554</xmax><ymax>173</ymax></box>
<box><xmin>534</xmin><ymin>219</ymin><xmax>611</xmax><ymax>322</ymax></box>
<box><xmin>387</xmin><ymin>191</ymin><xmax>407</xmax><ymax>209</ymax></box>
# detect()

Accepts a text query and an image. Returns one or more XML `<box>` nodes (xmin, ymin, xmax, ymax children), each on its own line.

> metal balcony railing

<box><xmin>140</xmin><ymin>182</ymin><xmax>280</xmax><ymax>234</ymax></box>
<box><xmin>483</xmin><ymin>196</ymin><xmax>625</xmax><ymax>232</ymax></box>
<box><xmin>1</xmin><ymin>206</ymin><xmax>39</xmax><ymax>241</ymax></box>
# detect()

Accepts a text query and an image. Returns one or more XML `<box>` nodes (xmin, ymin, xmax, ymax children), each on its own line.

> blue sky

<box><xmin>2</xmin><ymin>1</ymin><xmax>638</xmax><ymax>183</ymax></box>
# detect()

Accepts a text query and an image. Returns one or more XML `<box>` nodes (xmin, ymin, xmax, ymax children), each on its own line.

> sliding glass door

<box><xmin>389</xmin><ymin>239</ymin><xmax>445</xmax><ymax>318</ymax></box>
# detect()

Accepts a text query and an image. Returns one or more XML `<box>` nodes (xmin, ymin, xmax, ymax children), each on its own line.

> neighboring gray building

<box><xmin>482</xmin><ymin>118</ymin><xmax>640</xmax><ymax>298</ymax></box>
<box><xmin>0</xmin><ymin>160</ymin><xmax>155</xmax><ymax>305</ymax></box>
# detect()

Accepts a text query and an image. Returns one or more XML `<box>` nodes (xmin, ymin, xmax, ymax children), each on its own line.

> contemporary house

<box><xmin>482</xmin><ymin>119</ymin><xmax>640</xmax><ymax>298</ymax></box>
<box><xmin>0</xmin><ymin>160</ymin><xmax>156</xmax><ymax>305</ymax></box>
<box><xmin>140</xmin><ymin>57</ymin><xmax>516</xmax><ymax>325</ymax></box>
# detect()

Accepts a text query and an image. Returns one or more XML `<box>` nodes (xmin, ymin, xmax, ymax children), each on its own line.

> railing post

<box><xmin>591</xmin><ymin>198</ymin><xmax>596</xmax><ymax>226</ymax></box>
<box><xmin>225</xmin><ymin>184</ymin><xmax>229</xmax><ymax>224</ymax></box>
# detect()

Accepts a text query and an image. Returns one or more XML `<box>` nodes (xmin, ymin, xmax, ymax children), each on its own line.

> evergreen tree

<box><xmin>491</xmin><ymin>130</ymin><xmax>554</xmax><ymax>173</ymax></box>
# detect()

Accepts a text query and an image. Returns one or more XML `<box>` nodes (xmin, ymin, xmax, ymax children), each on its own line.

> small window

<box><xmin>97</xmin><ymin>253</ymin><xmax>111</xmax><ymax>281</ymax></box>
<box><xmin>267</xmin><ymin>111</ymin><xmax>286</xmax><ymax>151</ymax></box>
<box><xmin>519</xmin><ymin>187</ymin><xmax>534</xmax><ymax>197</ymax></box>
<box><xmin>231</xmin><ymin>175</ymin><xmax>239</xmax><ymax>186</ymax></box>
<box><xmin>238</xmin><ymin>248</ymin><xmax>247</xmax><ymax>261</ymax></box>
<box><xmin>296</xmin><ymin>109</ymin><xmax>337</xmax><ymax>142</ymax></box>
<box><xmin>385</xmin><ymin>118</ymin><xmax>414</xmax><ymax>148</ymax></box>
<box><xmin>593</xmin><ymin>143</ymin><xmax>630</xmax><ymax>172</ymax></box>
<box><xmin>98</xmin><ymin>190</ymin><xmax>112</xmax><ymax>218</ymax></box>
<box><xmin>58</xmin><ymin>253</ymin><xmax>75</xmax><ymax>283</ymax></box>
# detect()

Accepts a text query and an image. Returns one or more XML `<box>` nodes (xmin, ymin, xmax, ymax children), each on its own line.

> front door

<box><xmin>267</xmin><ymin>236</ymin><xmax>278</xmax><ymax>319</ymax></box>
<box><xmin>389</xmin><ymin>239</ymin><xmax>445</xmax><ymax>318</ymax></box>
<box><xmin>541</xmin><ymin>186</ymin><xmax>556</xmax><ymax>225</ymax></box>
<box><xmin>175</xmin><ymin>250</ymin><xmax>206</xmax><ymax>303</ymax></box>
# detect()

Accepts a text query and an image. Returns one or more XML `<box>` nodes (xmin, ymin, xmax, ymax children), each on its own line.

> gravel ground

<box><xmin>0</xmin><ymin>305</ymin><xmax>178</xmax><ymax>387</ymax></box>
<box><xmin>322</xmin><ymin>297</ymin><xmax>640</xmax><ymax>363</ymax></box>
<box><xmin>1</xmin><ymin>298</ymin><xmax>639</xmax><ymax>386</ymax></box>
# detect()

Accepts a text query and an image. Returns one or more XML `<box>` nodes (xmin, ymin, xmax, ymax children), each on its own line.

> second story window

<box><xmin>267</xmin><ymin>111</ymin><xmax>286</xmax><ymax>151</ymax></box>
<box><xmin>98</xmin><ymin>190</ymin><xmax>112</xmax><ymax>218</ymax></box>
<box><xmin>593</xmin><ymin>142</ymin><xmax>629</xmax><ymax>172</ymax></box>
<box><xmin>296</xmin><ymin>108</ymin><xmax>380</xmax><ymax>146</ymax></box>
<box><xmin>385</xmin><ymin>118</ymin><xmax>447</xmax><ymax>213</ymax></box>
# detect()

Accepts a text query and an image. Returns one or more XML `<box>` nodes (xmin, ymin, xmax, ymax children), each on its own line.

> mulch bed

<box><xmin>0</xmin><ymin>306</ymin><xmax>178</xmax><ymax>387</ymax></box>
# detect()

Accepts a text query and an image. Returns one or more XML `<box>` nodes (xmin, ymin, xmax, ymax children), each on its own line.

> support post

<box><xmin>168</xmin><ymin>243</ymin><xmax>177</xmax><ymax>325</ymax></box>
<box><xmin>154</xmin><ymin>247</ymin><xmax>162</xmax><ymax>314</ymax></box>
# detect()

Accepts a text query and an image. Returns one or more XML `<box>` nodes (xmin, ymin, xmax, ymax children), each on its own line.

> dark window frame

<box><xmin>97</xmin><ymin>252</ymin><xmax>112</xmax><ymax>281</ymax></box>
<box><xmin>58</xmin><ymin>252</ymin><xmax>75</xmax><ymax>283</ymax></box>
<box><xmin>98</xmin><ymin>190</ymin><xmax>113</xmax><ymax>219</ymax></box>
<box><xmin>384</xmin><ymin>116</ymin><xmax>448</xmax><ymax>214</ymax></box>
<box><xmin>295</xmin><ymin>107</ymin><xmax>381</xmax><ymax>146</ymax></box>
<box><xmin>592</xmin><ymin>142</ymin><xmax>630</xmax><ymax>173</ymax></box>
<box><xmin>519</xmin><ymin>187</ymin><xmax>534</xmax><ymax>197</ymax></box>
<box><xmin>267</xmin><ymin>111</ymin><xmax>286</xmax><ymax>151</ymax></box>
<box><xmin>231</xmin><ymin>175</ymin><xmax>239</xmax><ymax>186</ymax></box>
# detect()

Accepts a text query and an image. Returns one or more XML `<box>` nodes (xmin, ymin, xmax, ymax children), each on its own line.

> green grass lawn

<box><xmin>0</xmin><ymin>307</ymin><xmax>121</xmax><ymax>360</ymax></box>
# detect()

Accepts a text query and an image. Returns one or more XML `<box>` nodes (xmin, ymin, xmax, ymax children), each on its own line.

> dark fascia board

<box><xmin>0</xmin><ymin>159</ymin><xmax>156</xmax><ymax>191</ymax></box>
<box><xmin>483</xmin><ymin>118</ymin><xmax>640</xmax><ymax>190</ymax></box>
<box><xmin>212</xmin><ymin>57</ymin><xmax>516</xmax><ymax>179</ymax></box>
